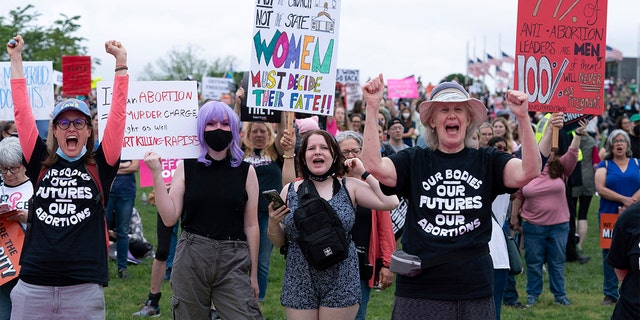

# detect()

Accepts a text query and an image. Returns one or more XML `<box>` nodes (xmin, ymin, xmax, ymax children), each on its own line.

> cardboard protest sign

<box><xmin>201</xmin><ymin>77</ymin><xmax>235</xmax><ymax>101</ymax></box>
<box><xmin>514</xmin><ymin>0</ymin><xmax>607</xmax><ymax>115</ymax></box>
<box><xmin>600</xmin><ymin>213</ymin><xmax>618</xmax><ymax>249</ymax></box>
<box><xmin>0</xmin><ymin>61</ymin><xmax>55</xmax><ymax>121</ymax></box>
<box><xmin>240</xmin><ymin>72</ymin><xmax>282</xmax><ymax>123</ymax></box>
<box><xmin>96</xmin><ymin>81</ymin><xmax>199</xmax><ymax>160</ymax></box>
<box><xmin>387</xmin><ymin>76</ymin><xmax>419</xmax><ymax>99</ymax></box>
<box><xmin>62</xmin><ymin>56</ymin><xmax>92</xmax><ymax>96</ymax></box>
<box><xmin>0</xmin><ymin>220</ymin><xmax>24</xmax><ymax>285</ymax></box>
<box><xmin>249</xmin><ymin>0</ymin><xmax>341</xmax><ymax>117</ymax></box>
<box><xmin>336</xmin><ymin>69</ymin><xmax>362</xmax><ymax>112</ymax></box>
<box><xmin>139</xmin><ymin>159</ymin><xmax>182</xmax><ymax>187</ymax></box>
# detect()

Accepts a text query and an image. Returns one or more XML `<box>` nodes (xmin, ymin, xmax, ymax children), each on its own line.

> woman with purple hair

<box><xmin>144</xmin><ymin>101</ymin><xmax>263</xmax><ymax>319</ymax></box>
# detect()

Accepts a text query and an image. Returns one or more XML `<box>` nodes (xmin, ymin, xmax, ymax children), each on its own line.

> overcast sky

<box><xmin>3</xmin><ymin>0</ymin><xmax>638</xmax><ymax>89</ymax></box>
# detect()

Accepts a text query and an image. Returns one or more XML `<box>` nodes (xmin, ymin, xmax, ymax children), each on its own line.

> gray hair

<box><xmin>604</xmin><ymin>129</ymin><xmax>632</xmax><ymax>160</ymax></box>
<box><xmin>0</xmin><ymin>137</ymin><xmax>24</xmax><ymax>167</ymax></box>
<box><xmin>335</xmin><ymin>130</ymin><xmax>363</xmax><ymax>147</ymax></box>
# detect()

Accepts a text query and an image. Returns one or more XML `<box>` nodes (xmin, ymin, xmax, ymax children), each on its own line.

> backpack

<box><xmin>294</xmin><ymin>178</ymin><xmax>349</xmax><ymax>270</ymax></box>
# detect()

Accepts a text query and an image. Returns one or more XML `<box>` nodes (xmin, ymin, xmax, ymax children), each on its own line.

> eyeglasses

<box><xmin>494</xmin><ymin>145</ymin><xmax>507</xmax><ymax>151</ymax></box>
<box><xmin>0</xmin><ymin>166</ymin><xmax>20</xmax><ymax>175</ymax></box>
<box><xmin>56</xmin><ymin>118</ymin><xmax>88</xmax><ymax>130</ymax></box>
<box><xmin>341</xmin><ymin>148</ymin><xmax>361</xmax><ymax>157</ymax></box>
<box><xmin>612</xmin><ymin>139</ymin><xmax>627</xmax><ymax>144</ymax></box>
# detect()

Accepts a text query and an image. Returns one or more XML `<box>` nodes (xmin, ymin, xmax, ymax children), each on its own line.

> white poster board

<box><xmin>0</xmin><ymin>61</ymin><xmax>55</xmax><ymax>120</ymax></box>
<box><xmin>248</xmin><ymin>0</ymin><xmax>341</xmax><ymax>116</ymax></box>
<box><xmin>336</xmin><ymin>69</ymin><xmax>361</xmax><ymax>112</ymax></box>
<box><xmin>201</xmin><ymin>76</ymin><xmax>234</xmax><ymax>101</ymax></box>
<box><xmin>96</xmin><ymin>81</ymin><xmax>200</xmax><ymax>160</ymax></box>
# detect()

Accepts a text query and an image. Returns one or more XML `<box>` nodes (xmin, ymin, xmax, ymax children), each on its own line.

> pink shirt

<box><xmin>516</xmin><ymin>148</ymin><xmax>578</xmax><ymax>225</ymax></box>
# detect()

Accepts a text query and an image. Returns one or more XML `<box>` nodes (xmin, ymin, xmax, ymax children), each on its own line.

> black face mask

<box><xmin>204</xmin><ymin>129</ymin><xmax>233</xmax><ymax>152</ymax></box>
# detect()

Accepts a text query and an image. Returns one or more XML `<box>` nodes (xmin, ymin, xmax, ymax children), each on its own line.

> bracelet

<box><xmin>361</xmin><ymin>171</ymin><xmax>371</xmax><ymax>180</ymax></box>
<box><xmin>114</xmin><ymin>65</ymin><xmax>128</xmax><ymax>72</ymax></box>
<box><xmin>282</xmin><ymin>154</ymin><xmax>295</xmax><ymax>159</ymax></box>
<box><xmin>267</xmin><ymin>228</ymin><xmax>281</xmax><ymax>236</ymax></box>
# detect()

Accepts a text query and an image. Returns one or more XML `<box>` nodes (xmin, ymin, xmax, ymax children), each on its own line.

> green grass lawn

<box><xmin>104</xmin><ymin>190</ymin><xmax>616</xmax><ymax>319</ymax></box>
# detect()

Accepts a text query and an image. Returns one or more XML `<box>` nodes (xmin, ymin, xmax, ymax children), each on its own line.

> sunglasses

<box><xmin>494</xmin><ymin>145</ymin><xmax>507</xmax><ymax>151</ymax></box>
<box><xmin>56</xmin><ymin>118</ymin><xmax>89</xmax><ymax>130</ymax></box>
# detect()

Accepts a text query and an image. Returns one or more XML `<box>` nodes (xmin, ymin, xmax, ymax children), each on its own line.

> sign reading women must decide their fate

<box><xmin>249</xmin><ymin>0</ymin><xmax>341</xmax><ymax>116</ymax></box>
<box><xmin>514</xmin><ymin>0</ymin><xmax>607</xmax><ymax>115</ymax></box>
<box><xmin>96</xmin><ymin>81</ymin><xmax>199</xmax><ymax>160</ymax></box>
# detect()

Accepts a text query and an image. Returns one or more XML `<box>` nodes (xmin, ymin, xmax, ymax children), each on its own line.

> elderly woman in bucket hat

<box><xmin>361</xmin><ymin>75</ymin><xmax>541</xmax><ymax>319</ymax></box>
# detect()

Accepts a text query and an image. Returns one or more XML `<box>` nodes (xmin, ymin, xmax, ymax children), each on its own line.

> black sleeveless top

<box><xmin>181</xmin><ymin>156</ymin><xmax>250</xmax><ymax>241</ymax></box>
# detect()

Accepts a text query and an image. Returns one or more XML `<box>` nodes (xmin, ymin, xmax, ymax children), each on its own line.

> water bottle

<box><xmin>141</xmin><ymin>192</ymin><xmax>148</xmax><ymax>205</ymax></box>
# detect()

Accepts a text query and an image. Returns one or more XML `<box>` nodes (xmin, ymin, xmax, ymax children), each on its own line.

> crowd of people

<box><xmin>1</xmin><ymin>33</ymin><xmax>638</xmax><ymax>320</ymax></box>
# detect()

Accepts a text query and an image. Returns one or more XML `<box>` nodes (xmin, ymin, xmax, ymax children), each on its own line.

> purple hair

<box><xmin>197</xmin><ymin>101</ymin><xmax>243</xmax><ymax>167</ymax></box>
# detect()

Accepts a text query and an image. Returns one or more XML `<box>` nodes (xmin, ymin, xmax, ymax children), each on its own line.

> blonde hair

<box><xmin>243</xmin><ymin>122</ymin><xmax>278</xmax><ymax>160</ymax></box>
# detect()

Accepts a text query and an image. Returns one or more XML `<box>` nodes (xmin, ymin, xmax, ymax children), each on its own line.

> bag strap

<box><xmin>297</xmin><ymin>177</ymin><xmax>340</xmax><ymax>199</ymax></box>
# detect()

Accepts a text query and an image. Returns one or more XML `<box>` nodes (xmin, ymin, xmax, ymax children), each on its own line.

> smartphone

<box><xmin>262</xmin><ymin>189</ymin><xmax>285</xmax><ymax>210</ymax></box>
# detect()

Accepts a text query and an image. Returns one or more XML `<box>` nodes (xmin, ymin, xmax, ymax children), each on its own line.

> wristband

<box><xmin>115</xmin><ymin>65</ymin><xmax>128</xmax><ymax>72</ymax></box>
<box><xmin>282</xmin><ymin>154</ymin><xmax>295</xmax><ymax>159</ymax></box>
<box><xmin>361</xmin><ymin>171</ymin><xmax>371</xmax><ymax>180</ymax></box>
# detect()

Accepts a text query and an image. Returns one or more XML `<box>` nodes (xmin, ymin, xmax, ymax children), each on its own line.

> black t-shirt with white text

<box><xmin>382</xmin><ymin>146</ymin><xmax>515</xmax><ymax>300</ymax></box>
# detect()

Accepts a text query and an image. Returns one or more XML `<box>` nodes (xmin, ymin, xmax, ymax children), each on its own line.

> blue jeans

<box><xmin>166</xmin><ymin>224</ymin><xmax>179</xmax><ymax>269</ymax></box>
<box><xmin>106</xmin><ymin>196</ymin><xmax>136</xmax><ymax>270</ymax></box>
<box><xmin>257</xmin><ymin>211</ymin><xmax>272</xmax><ymax>301</ymax></box>
<box><xmin>523</xmin><ymin>222</ymin><xmax>569</xmax><ymax>299</ymax></box>
<box><xmin>601</xmin><ymin>249</ymin><xmax>619</xmax><ymax>299</ymax></box>
<box><xmin>494</xmin><ymin>269</ymin><xmax>508</xmax><ymax>319</ymax></box>
<box><xmin>355</xmin><ymin>279</ymin><xmax>371</xmax><ymax>320</ymax></box>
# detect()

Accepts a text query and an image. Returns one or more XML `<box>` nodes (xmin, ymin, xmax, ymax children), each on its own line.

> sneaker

<box><xmin>526</xmin><ymin>296</ymin><xmax>538</xmax><ymax>307</ymax></box>
<box><xmin>117</xmin><ymin>268</ymin><xmax>129</xmax><ymax>279</ymax></box>
<box><xmin>504</xmin><ymin>301</ymin><xmax>525</xmax><ymax>308</ymax></box>
<box><xmin>133</xmin><ymin>301</ymin><xmax>160</xmax><ymax>318</ymax></box>
<box><xmin>210</xmin><ymin>308</ymin><xmax>221</xmax><ymax>320</ymax></box>
<box><xmin>601</xmin><ymin>296</ymin><xmax>617</xmax><ymax>306</ymax></box>
<box><xmin>554</xmin><ymin>296</ymin><xmax>572</xmax><ymax>305</ymax></box>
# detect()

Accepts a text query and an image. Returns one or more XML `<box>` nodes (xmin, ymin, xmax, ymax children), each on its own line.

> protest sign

<box><xmin>599</xmin><ymin>213</ymin><xmax>617</xmax><ymax>249</ymax></box>
<box><xmin>139</xmin><ymin>159</ymin><xmax>182</xmax><ymax>187</ymax></box>
<box><xmin>514</xmin><ymin>0</ymin><xmax>608</xmax><ymax>115</ymax></box>
<box><xmin>0</xmin><ymin>220</ymin><xmax>24</xmax><ymax>285</ymax></box>
<box><xmin>240</xmin><ymin>72</ymin><xmax>282</xmax><ymax>123</ymax></box>
<box><xmin>0</xmin><ymin>61</ymin><xmax>54</xmax><ymax>121</ymax></box>
<box><xmin>336</xmin><ymin>69</ymin><xmax>362</xmax><ymax>112</ymax></box>
<box><xmin>387</xmin><ymin>76</ymin><xmax>419</xmax><ymax>99</ymax></box>
<box><xmin>96</xmin><ymin>81</ymin><xmax>200</xmax><ymax>160</ymax></box>
<box><xmin>201</xmin><ymin>76</ymin><xmax>235</xmax><ymax>101</ymax></box>
<box><xmin>62</xmin><ymin>56</ymin><xmax>92</xmax><ymax>96</ymax></box>
<box><xmin>249</xmin><ymin>0</ymin><xmax>341</xmax><ymax>117</ymax></box>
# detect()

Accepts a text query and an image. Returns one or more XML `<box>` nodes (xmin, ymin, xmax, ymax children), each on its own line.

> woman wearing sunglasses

<box><xmin>8</xmin><ymin>35</ymin><xmax>129</xmax><ymax>319</ymax></box>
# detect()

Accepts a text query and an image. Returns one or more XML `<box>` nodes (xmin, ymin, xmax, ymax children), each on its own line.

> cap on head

<box><xmin>630</xmin><ymin>113</ymin><xmax>640</xmax><ymax>123</ymax></box>
<box><xmin>419</xmin><ymin>81</ymin><xmax>488</xmax><ymax>128</ymax></box>
<box><xmin>387</xmin><ymin>118</ymin><xmax>404</xmax><ymax>130</ymax></box>
<box><xmin>52</xmin><ymin>99</ymin><xmax>91</xmax><ymax>122</ymax></box>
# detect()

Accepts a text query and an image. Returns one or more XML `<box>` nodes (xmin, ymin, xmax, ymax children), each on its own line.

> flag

<box><xmin>501</xmin><ymin>51</ymin><xmax>515</xmax><ymax>64</ymax></box>
<box><xmin>606</xmin><ymin>45</ymin><xmax>623</xmax><ymax>61</ymax></box>
<box><xmin>487</xmin><ymin>53</ymin><xmax>502</xmax><ymax>67</ymax></box>
<box><xmin>224</xmin><ymin>65</ymin><xmax>234</xmax><ymax>79</ymax></box>
<box><xmin>476</xmin><ymin>58</ymin><xmax>489</xmax><ymax>75</ymax></box>
<box><xmin>467</xmin><ymin>59</ymin><xmax>480</xmax><ymax>77</ymax></box>
<box><xmin>495</xmin><ymin>66</ymin><xmax>509</xmax><ymax>79</ymax></box>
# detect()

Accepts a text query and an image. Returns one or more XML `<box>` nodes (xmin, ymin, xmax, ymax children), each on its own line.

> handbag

<box><xmin>492</xmin><ymin>213</ymin><xmax>523</xmax><ymax>275</ymax></box>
